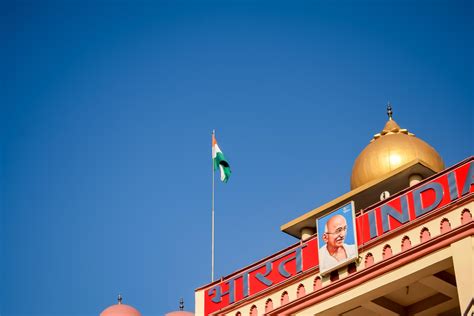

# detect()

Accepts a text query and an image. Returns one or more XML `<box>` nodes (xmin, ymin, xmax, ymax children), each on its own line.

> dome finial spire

<box><xmin>117</xmin><ymin>294</ymin><xmax>123</xmax><ymax>304</ymax></box>
<box><xmin>387</xmin><ymin>102</ymin><xmax>393</xmax><ymax>120</ymax></box>
<box><xmin>179</xmin><ymin>298</ymin><xmax>184</xmax><ymax>311</ymax></box>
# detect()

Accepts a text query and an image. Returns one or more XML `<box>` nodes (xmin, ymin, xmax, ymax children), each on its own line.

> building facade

<box><xmin>196</xmin><ymin>113</ymin><xmax>473</xmax><ymax>316</ymax></box>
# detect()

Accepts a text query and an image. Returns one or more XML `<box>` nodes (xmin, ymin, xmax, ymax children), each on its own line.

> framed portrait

<box><xmin>316</xmin><ymin>201</ymin><xmax>358</xmax><ymax>275</ymax></box>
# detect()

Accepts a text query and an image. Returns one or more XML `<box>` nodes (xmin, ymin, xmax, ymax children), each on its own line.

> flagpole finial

<box><xmin>179</xmin><ymin>298</ymin><xmax>184</xmax><ymax>311</ymax></box>
<box><xmin>387</xmin><ymin>102</ymin><xmax>393</xmax><ymax>120</ymax></box>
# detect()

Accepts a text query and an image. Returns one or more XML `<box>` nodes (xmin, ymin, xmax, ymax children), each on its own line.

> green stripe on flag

<box><xmin>214</xmin><ymin>152</ymin><xmax>231</xmax><ymax>182</ymax></box>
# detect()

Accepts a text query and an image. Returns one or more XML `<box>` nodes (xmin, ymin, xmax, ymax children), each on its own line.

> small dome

<box><xmin>351</xmin><ymin>113</ymin><xmax>444</xmax><ymax>189</ymax></box>
<box><xmin>100</xmin><ymin>295</ymin><xmax>141</xmax><ymax>316</ymax></box>
<box><xmin>165</xmin><ymin>298</ymin><xmax>194</xmax><ymax>316</ymax></box>
<box><xmin>100</xmin><ymin>304</ymin><xmax>141</xmax><ymax>316</ymax></box>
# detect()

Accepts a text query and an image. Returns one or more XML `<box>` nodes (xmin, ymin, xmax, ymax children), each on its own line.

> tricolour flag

<box><xmin>212</xmin><ymin>133</ymin><xmax>231</xmax><ymax>183</ymax></box>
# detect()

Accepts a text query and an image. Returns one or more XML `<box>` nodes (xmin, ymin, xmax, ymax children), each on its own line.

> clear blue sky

<box><xmin>1</xmin><ymin>1</ymin><xmax>472</xmax><ymax>315</ymax></box>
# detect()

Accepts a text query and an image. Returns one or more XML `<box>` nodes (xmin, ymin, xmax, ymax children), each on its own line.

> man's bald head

<box><xmin>324</xmin><ymin>215</ymin><xmax>347</xmax><ymax>233</ymax></box>
<box><xmin>322</xmin><ymin>214</ymin><xmax>348</xmax><ymax>249</ymax></box>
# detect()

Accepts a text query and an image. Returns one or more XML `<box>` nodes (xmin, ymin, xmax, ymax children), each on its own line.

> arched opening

<box><xmin>365</xmin><ymin>252</ymin><xmax>374</xmax><ymax>268</ymax></box>
<box><xmin>313</xmin><ymin>276</ymin><xmax>322</xmax><ymax>291</ymax></box>
<box><xmin>401</xmin><ymin>236</ymin><xmax>411</xmax><ymax>251</ymax></box>
<box><xmin>383</xmin><ymin>244</ymin><xmax>392</xmax><ymax>259</ymax></box>
<box><xmin>280</xmin><ymin>291</ymin><xmax>289</xmax><ymax>305</ymax></box>
<box><xmin>420</xmin><ymin>227</ymin><xmax>431</xmax><ymax>242</ymax></box>
<box><xmin>440</xmin><ymin>218</ymin><xmax>451</xmax><ymax>233</ymax></box>
<box><xmin>330</xmin><ymin>270</ymin><xmax>339</xmax><ymax>282</ymax></box>
<box><xmin>249</xmin><ymin>305</ymin><xmax>257</xmax><ymax>316</ymax></box>
<box><xmin>297</xmin><ymin>284</ymin><xmax>306</xmax><ymax>298</ymax></box>
<box><xmin>347</xmin><ymin>262</ymin><xmax>357</xmax><ymax>274</ymax></box>
<box><xmin>265</xmin><ymin>299</ymin><xmax>273</xmax><ymax>313</ymax></box>
<box><xmin>461</xmin><ymin>208</ymin><xmax>472</xmax><ymax>224</ymax></box>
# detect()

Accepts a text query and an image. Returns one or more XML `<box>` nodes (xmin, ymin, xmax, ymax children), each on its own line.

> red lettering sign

<box><xmin>201</xmin><ymin>158</ymin><xmax>473</xmax><ymax>315</ymax></box>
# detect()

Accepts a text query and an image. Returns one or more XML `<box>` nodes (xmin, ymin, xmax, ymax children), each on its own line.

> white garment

<box><xmin>319</xmin><ymin>243</ymin><xmax>357</xmax><ymax>273</ymax></box>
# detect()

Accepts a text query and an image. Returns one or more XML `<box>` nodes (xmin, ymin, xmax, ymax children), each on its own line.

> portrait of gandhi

<box><xmin>318</xmin><ymin>207</ymin><xmax>357</xmax><ymax>273</ymax></box>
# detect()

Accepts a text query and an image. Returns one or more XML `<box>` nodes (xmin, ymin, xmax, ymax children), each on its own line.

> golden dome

<box><xmin>351</xmin><ymin>112</ymin><xmax>444</xmax><ymax>189</ymax></box>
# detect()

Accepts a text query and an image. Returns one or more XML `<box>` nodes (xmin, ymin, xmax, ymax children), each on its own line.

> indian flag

<box><xmin>212</xmin><ymin>133</ymin><xmax>231</xmax><ymax>183</ymax></box>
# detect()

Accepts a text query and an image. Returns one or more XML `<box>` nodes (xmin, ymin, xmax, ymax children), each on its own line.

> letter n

<box><xmin>381</xmin><ymin>195</ymin><xmax>409</xmax><ymax>233</ymax></box>
<box><xmin>414</xmin><ymin>182</ymin><xmax>443</xmax><ymax>217</ymax></box>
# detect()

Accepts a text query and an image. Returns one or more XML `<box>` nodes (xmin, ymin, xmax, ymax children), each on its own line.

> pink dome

<box><xmin>100</xmin><ymin>303</ymin><xmax>141</xmax><ymax>316</ymax></box>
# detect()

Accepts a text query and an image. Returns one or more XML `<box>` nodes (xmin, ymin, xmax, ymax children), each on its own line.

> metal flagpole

<box><xmin>211</xmin><ymin>129</ymin><xmax>215</xmax><ymax>282</ymax></box>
